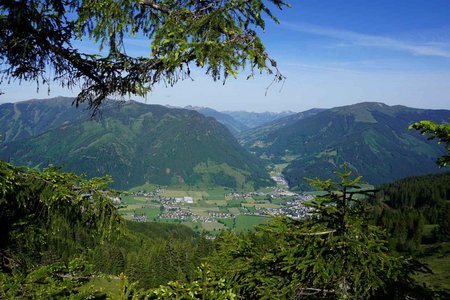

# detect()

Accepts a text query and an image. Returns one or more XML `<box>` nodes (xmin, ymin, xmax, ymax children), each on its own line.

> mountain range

<box><xmin>0</xmin><ymin>98</ymin><xmax>273</xmax><ymax>190</ymax></box>
<box><xmin>184</xmin><ymin>106</ymin><xmax>250</xmax><ymax>135</ymax></box>
<box><xmin>185</xmin><ymin>106</ymin><xmax>296</xmax><ymax>135</ymax></box>
<box><xmin>1</xmin><ymin>98</ymin><xmax>448</xmax><ymax>191</ymax></box>
<box><xmin>239</xmin><ymin>102</ymin><xmax>449</xmax><ymax>189</ymax></box>
<box><xmin>223</xmin><ymin>110</ymin><xmax>296</xmax><ymax>128</ymax></box>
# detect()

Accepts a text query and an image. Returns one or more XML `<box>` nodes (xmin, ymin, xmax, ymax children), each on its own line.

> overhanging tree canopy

<box><xmin>409</xmin><ymin>119</ymin><xmax>450</xmax><ymax>167</ymax></box>
<box><xmin>0</xmin><ymin>0</ymin><xmax>289</xmax><ymax>112</ymax></box>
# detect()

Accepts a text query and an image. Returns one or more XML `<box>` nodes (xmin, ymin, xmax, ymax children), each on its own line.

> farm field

<box><xmin>117</xmin><ymin>186</ymin><xmax>311</xmax><ymax>234</ymax></box>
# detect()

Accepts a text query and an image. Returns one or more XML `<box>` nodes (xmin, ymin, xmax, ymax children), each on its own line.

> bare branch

<box><xmin>139</xmin><ymin>0</ymin><xmax>170</xmax><ymax>13</ymax></box>
<box><xmin>298</xmin><ymin>230</ymin><xmax>336</xmax><ymax>236</ymax></box>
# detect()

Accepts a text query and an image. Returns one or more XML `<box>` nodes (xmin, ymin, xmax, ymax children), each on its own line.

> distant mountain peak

<box><xmin>0</xmin><ymin>98</ymin><xmax>273</xmax><ymax>190</ymax></box>
<box><xmin>240</xmin><ymin>102</ymin><xmax>449</xmax><ymax>189</ymax></box>
<box><xmin>330</xmin><ymin>102</ymin><xmax>396</xmax><ymax>123</ymax></box>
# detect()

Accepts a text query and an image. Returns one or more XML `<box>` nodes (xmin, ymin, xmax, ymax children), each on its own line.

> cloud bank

<box><xmin>283</xmin><ymin>22</ymin><xmax>450</xmax><ymax>59</ymax></box>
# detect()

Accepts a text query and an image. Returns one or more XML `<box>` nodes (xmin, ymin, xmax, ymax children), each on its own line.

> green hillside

<box><xmin>0</xmin><ymin>96</ymin><xmax>90</xmax><ymax>143</ymax></box>
<box><xmin>0</xmin><ymin>99</ymin><xmax>273</xmax><ymax>190</ymax></box>
<box><xmin>240</xmin><ymin>102</ymin><xmax>449</xmax><ymax>190</ymax></box>
<box><xmin>371</xmin><ymin>173</ymin><xmax>450</xmax><ymax>291</ymax></box>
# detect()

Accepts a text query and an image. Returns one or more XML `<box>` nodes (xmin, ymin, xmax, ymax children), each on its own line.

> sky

<box><xmin>2</xmin><ymin>0</ymin><xmax>450</xmax><ymax>112</ymax></box>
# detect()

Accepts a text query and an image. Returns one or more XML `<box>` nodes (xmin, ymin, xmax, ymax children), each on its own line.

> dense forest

<box><xmin>2</xmin><ymin>160</ymin><xmax>449</xmax><ymax>299</ymax></box>
<box><xmin>0</xmin><ymin>160</ymin><xmax>218</xmax><ymax>298</ymax></box>
<box><xmin>372</xmin><ymin>172</ymin><xmax>450</xmax><ymax>252</ymax></box>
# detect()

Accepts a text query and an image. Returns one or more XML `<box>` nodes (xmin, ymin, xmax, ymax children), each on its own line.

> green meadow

<box><xmin>118</xmin><ymin>187</ymin><xmax>281</xmax><ymax>233</ymax></box>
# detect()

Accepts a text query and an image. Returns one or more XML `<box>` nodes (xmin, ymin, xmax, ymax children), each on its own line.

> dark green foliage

<box><xmin>369</xmin><ymin>173</ymin><xmax>450</xmax><ymax>296</ymax></box>
<box><xmin>147</xmin><ymin>264</ymin><xmax>236</xmax><ymax>299</ymax></box>
<box><xmin>126</xmin><ymin>221</ymin><xmax>198</xmax><ymax>241</ymax></box>
<box><xmin>125</xmin><ymin>238</ymin><xmax>194</xmax><ymax>288</ymax></box>
<box><xmin>0</xmin><ymin>160</ymin><xmax>123</xmax><ymax>272</ymax></box>
<box><xmin>374</xmin><ymin>208</ymin><xmax>426</xmax><ymax>253</ymax></box>
<box><xmin>437</xmin><ymin>202</ymin><xmax>450</xmax><ymax>241</ymax></box>
<box><xmin>211</xmin><ymin>172</ymin><xmax>238</xmax><ymax>189</ymax></box>
<box><xmin>209</xmin><ymin>165</ymin><xmax>428</xmax><ymax>299</ymax></box>
<box><xmin>0</xmin><ymin>99</ymin><xmax>273</xmax><ymax>190</ymax></box>
<box><xmin>376</xmin><ymin>172</ymin><xmax>450</xmax><ymax>210</ymax></box>
<box><xmin>0</xmin><ymin>159</ymin><xmax>217</xmax><ymax>298</ymax></box>
<box><xmin>89</xmin><ymin>221</ymin><xmax>215</xmax><ymax>289</ymax></box>
<box><xmin>410</xmin><ymin>119</ymin><xmax>450</xmax><ymax>167</ymax></box>
<box><xmin>0</xmin><ymin>257</ymin><xmax>103</xmax><ymax>299</ymax></box>
<box><xmin>240</xmin><ymin>102</ymin><xmax>450</xmax><ymax>189</ymax></box>
<box><xmin>0</xmin><ymin>97</ymin><xmax>90</xmax><ymax>144</ymax></box>
<box><xmin>0</xmin><ymin>0</ymin><xmax>288</xmax><ymax>111</ymax></box>
<box><xmin>372</xmin><ymin>172</ymin><xmax>450</xmax><ymax>251</ymax></box>
<box><xmin>0</xmin><ymin>160</ymin><xmax>127</xmax><ymax>298</ymax></box>
<box><xmin>106</xmin><ymin>264</ymin><xmax>236</xmax><ymax>299</ymax></box>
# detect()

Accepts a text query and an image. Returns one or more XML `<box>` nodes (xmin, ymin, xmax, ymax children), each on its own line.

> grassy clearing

<box><xmin>228</xmin><ymin>207</ymin><xmax>240</xmax><ymax>215</ymax></box>
<box><xmin>190</xmin><ymin>208</ymin><xmax>211</xmax><ymax>217</ymax></box>
<box><xmin>128</xmin><ymin>183</ymin><xmax>159</xmax><ymax>192</ymax></box>
<box><xmin>242</xmin><ymin>203</ymin><xmax>279</xmax><ymax>209</ymax></box>
<box><xmin>415</xmin><ymin>242</ymin><xmax>450</xmax><ymax>291</ymax></box>
<box><xmin>423</xmin><ymin>224</ymin><xmax>438</xmax><ymax>237</ymax></box>
<box><xmin>244</xmin><ymin>197</ymin><xmax>255</xmax><ymax>203</ymax></box>
<box><xmin>218</xmin><ymin>206</ymin><xmax>229</xmax><ymax>213</ymax></box>
<box><xmin>79</xmin><ymin>277</ymin><xmax>120</xmax><ymax>295</ymax></box>
<box><xmin>120</xmin><ymin>204</ymin><xmax>142</xmax><ymax>210</ymax></box>
<box><xmin>226</xmin><ymin>198</ymin><xmax>244</xmax><ymax>207</ymax></box>
<box><xmin>206</xmin><ymin>200</ymin><xmax>227</xmax><ymax>206</ymax></box>
<box><xmin>234</xmin><ymin>215</ymin><xmax>269</xmax><ymax>232</ymax></box>
<box><xmin>206</xmin><ymin>207</ymin><xmax>221</xmax><ymax>213</ymax></box>
<box><xmin>133</xmin><ymin>196</ymin><xmax>150</xmax><ymax>202</ymax></box>
<box><xmin>201</xmin><ymin>221</ymin><xmax>225</xmax><ymax>231</ymax></box>
<box><xmin>257</xmin><ymin>187</ymin><xmax>275</xmax><ymax>193</ymax></box>
<box><xmin>206</xmin><ymin>188</ymin><xmax>227</xmax><ymax>200</ymax></box>
<box><xmin>160</xmin><ymin>189</ymin><xmax>207</xmax><ymax>200</ymax></box>
<box><xmin>218</xmin><ymin>218</ymin><xmax>234</xmax><ymax>229</ymax></box>
<box><xmin>282</xmin><ymin>154</ymin><xmax>300</xmax><ymax>162</ymax></box>
<box><xmin>134</xmin><ymin>207</ymin><xmax>160</xmax><ymax>220</ymax></box>
<box><xmin>271</xmin><ymin>198</ymin><xmax>288</xmax><ymax>205</ymax></box>
<box><xmin>180</xmin><ymin>220</ymin><xmax>197</xmax><ymax>230</ymax></box>
<box><xmin>120</xmin><ymin>195</ymin><xmax>140</xmax><ymax>204</ymax></box>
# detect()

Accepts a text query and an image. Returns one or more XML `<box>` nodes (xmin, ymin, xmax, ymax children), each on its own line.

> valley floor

<box><xmin>118</xmin><ymin>185</ymin><xmax>313</xmax><ymax>234</ymax></box>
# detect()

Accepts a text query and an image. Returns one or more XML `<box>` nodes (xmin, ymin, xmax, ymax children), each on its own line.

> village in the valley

<box><xmin>117</xmin><ymin>174</ymin><xmax>315</xmax><ymax>233</ymax></box>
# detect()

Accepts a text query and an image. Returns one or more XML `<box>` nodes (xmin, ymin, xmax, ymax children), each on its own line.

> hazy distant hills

<box><xmin>186</xmin><ymin>106</ymin><xmax>298</xmax><ymax>135</ymax></box>
<box><xmin>185</xmin><ymin>106</ymin><xmax>250</xmax><ymax>135</ymax></box>
<box><xmin>0</xmin><ymin>98</ymin><xmax>273</xmax><ymax>190</ymax></box>
<box><xmin>240</xmin><ymin>102</ymin><xmax>449</xmax><ymax>190</ymax></box>
<box><xmin>223</xmin><ymin>110</ymin><xmax>297</xmax><ymax>128</ymax></box>
<box><xmin>237</xmin><ymin>108</ymin><xmax>324</xmax><ymax>142</ymax></box>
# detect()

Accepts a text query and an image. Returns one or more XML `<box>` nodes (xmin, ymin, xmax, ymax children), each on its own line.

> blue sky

<box><xmin>2</xmin><ymin>0</ymin><xmax>450</xmax><ymax>112</ymax></box>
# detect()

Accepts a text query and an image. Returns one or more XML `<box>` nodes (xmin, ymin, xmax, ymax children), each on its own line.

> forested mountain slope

<box><xmin>0</xmin><ymin>99</ymin><xmax>272</xmax><ymax>190</ymax></box>
<box><xmin>372</xmin><ymin>172</ymin><xmax>450</xmax><ymax>252</ymax></box>
<box><xmin>240</xmin><ymin>102</ymin><xmax>449</xmax><ymax>189</ymax></box>
<box><xmin>0</xmin><ymin>96</ymin><xmax>90</xmax><ymax>144</ymax></box>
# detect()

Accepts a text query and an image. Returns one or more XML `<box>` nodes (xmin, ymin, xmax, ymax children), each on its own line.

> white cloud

<box><xmin>282</xmin><ymin>22</ymin><xmax>450</xmax><ymax>59</ymax></box>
